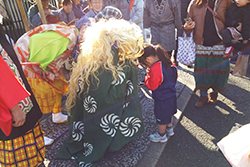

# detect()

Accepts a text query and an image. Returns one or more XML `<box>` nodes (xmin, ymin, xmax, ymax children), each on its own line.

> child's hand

<box><xmin>236</xmin><ymin>22</ymin><xmax>242</xmax><ymax>32</ymax></box>
<box><xmin>243</xmin><ymin>40</ymin><xmax>248</xmax><ymax>44</ymax></box>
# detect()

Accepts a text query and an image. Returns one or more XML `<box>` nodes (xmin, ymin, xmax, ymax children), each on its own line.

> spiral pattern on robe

<box><xmin>126</xmin><ymin>80</ymin><xmax>134</xmax><ymax>96</ymax></box>
<box><xmin>120</xmin><ymin>117</ymin><xmax>141</xmax><ymax>137</ymax></box>
<box><xmin>83</xmin><ymin>142</ymin><xmax>93</xmax><ymax>157</ymax></box>
<box><xmin>77</xmin><ymin>76</ymin><xmax>83</xmax><ymax>93</ymax></box>
<box><xmin>72</xmin><ymin>121</ymin><xmax>84</xmax><ymax>142</ymax></box>
<box><xmin>111</xmin><ymin>68</ymin><xmax>125</xmax><ymax>86</ymax></box>
<box><xmin>79</xmin><ymin>162</ymin><xmax>92</xmax><ymax>167</ymax></box>
<box><xmin>83</xmin><ymin>96</ymin><xmax>97</xmax><ymax>113</ymax></box>
<box><xmin>100</xmin><ymin>114</ymin><xmax>120</xmax><ymax>137</ymax></box>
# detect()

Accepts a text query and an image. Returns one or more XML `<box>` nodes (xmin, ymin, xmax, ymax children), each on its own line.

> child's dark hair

<box><xmin>139</xmin><ymin>44</ymin><xmax>173</xmax><ymax>70</ymax></box>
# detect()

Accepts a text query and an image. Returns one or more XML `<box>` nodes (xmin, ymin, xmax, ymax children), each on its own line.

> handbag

<box><xmin>233</xmin><ymin>54</ymin><xmax>249</xmax><ymax>76</ymax></box>
<box><xmin>177</xmin><ymin>31</ymin><xmax>196</xmax><ymax>65</ymax></box>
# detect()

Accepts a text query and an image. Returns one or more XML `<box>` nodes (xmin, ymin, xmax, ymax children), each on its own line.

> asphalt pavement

<box><xmin>156</xmin><ymin>61</ymin><xmax>250</xmax><ymax>167</ymax></box>
<box><xmin>39</xmin><ymin>57</ymin><xmax>250</xmax><ymax>167</ymax></box>
<box><xmin>39</xmin><ymin>63</ymin><xmax>194</xmax><ymax>167</ymax></box>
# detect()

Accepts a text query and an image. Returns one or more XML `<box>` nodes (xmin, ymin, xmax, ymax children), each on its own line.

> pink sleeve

<box><xmin>145</xmin><ymin>62</ymin><xmax>163</xmax><ymax>91</ymax></box>
<box><xmin>0</xmin><ymin>56</ymin><xmax>30</xmax><ymax>110</ymax></box>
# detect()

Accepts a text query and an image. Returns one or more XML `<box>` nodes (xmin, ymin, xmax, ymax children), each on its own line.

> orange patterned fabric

<box><xmin>0</xmin><ymin>123</ymin><xmax>45</xmax><ymax>167</ymax></box>
<box><xmin>13</xmin><ymin>24</ymin><xmax>76</xmax><ymax>114</ymax></box>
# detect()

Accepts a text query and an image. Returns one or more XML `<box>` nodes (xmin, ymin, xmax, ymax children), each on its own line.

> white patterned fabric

<box><xmin>177</xmin><ymin>32</ymin><xmax>196</xmax><ymax>65</ymax></box>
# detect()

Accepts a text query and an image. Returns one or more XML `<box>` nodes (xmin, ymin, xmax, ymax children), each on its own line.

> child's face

<box><xmin>90</xmin><ymin>0</ymin><xmax>103</xmax><ymax>13</ymax></box>
<box><xmin>63</xmin><ymin>3</ymin><xmax>73</xmax><ymax>14</ymax></box>
<box><xmin>235</xmin><ymin>0</ymin><xmax>250</xmax><ymax>7</ymax></box>
<box><xmin>145</xmin><ymin>55</ymin><xmax>158</xmax><ymax>67</ymax></box>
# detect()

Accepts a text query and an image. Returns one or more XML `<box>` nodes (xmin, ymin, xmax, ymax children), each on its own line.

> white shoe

<box><xmin>44</xmin><ymin>136</ymin><xmax>54</xmax><ymax>146</ymax></box>
<box><xmin>52</xmin><ymin>112</ymin><xmax>68</xmax><ymax>123</ymax></box>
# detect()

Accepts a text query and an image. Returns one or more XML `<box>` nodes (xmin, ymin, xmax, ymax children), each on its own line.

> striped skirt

<box><xmin>194</xmin><ymin>44</ymin><xmax>230</xmax><ymax>92</ymax></box>
<box><xmin>0</xmin><ymin>123</ymin><xmax>45</xmax><ymax>167</ymax></box>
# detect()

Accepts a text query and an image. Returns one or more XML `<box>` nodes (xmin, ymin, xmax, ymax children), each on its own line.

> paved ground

<box><xmin>40</xmin><ymin>57</ymin><xmax>250</xmax><ymax>167</ymax></box>
<box><xmin>39</xmin><ymin>63</ymin><xmax>194</xmax><ymax>167</ymax></box>
<box><xmin>156</xmin><ymin>61</ymin><xmax>250</xmax><ymax>167</ymax></box>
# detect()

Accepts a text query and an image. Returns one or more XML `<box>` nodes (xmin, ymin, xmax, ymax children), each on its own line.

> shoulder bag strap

<box><xmin>205</xmin><ymin>3</ymin><xmax>222</xmax><ymax>21</ymax></box>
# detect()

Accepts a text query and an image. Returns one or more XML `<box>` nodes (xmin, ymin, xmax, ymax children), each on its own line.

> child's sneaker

<box><xmin>149</xmin><ymin>133</ymin><xmax>168</xmax><ymax>143</ymax></box>
<box><xmin>223</xmin><ymin>46</ymin><xmax>234</xmax><ymax>58</ymax></box>
<box><xmin>166</xmin><ymin>127</ymin><xmax>174</xmax><ymax>137</ymax></box>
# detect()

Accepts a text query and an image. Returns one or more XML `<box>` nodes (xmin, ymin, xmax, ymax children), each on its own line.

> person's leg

<box><xmin>221</xmin><ymin>29</ymin><xmax>235</xmax><ymax>58</ymax></box>
<box><xmin>158</xmin><ymin>124</ymin><xmax>167</xmax><ymax>134</ymax></box>
<box><xmin>195</xmin><ymin>89</ymin><xmax>208</xmax><ymax>108</ymax></box>
<box><xmin>221</xmin><ymin>29</ymin><xmax>233</xmax><ymax>47</ymax></box>
<box><xmin>149</xmin><ymin>124</ymin><xmax>168</xmax><ymax>143</ymax></box>
<box><xmin>166</xmin><ymin>117</ymin><xmax>174</xmax><ymax>136</ymax></box>
<box><xmin>150</xmin><ymin>100</ymin><xmax>168</xmax><ymax>142</ymax></box>
<box><xmin>209</xmin><ymin>88</ymin><xmax>218</xmax><ymax>104</ymax></box>
<box><xmin>52</xmin><ymin>94</ymin><xmax>68</xmax><ymax>123</ymax></box>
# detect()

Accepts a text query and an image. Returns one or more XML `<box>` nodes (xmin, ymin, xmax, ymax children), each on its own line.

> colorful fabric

<box><xmin>0</xmin><ymin>56</ymin><xmax>30</xmax><ymax>136</ymax></box>
<box><xmin>27</xmin><ymin>76</ymin><xmax>68</xmax><ymax>114</ymax></box>
<box><xmin>29</xmin><ymin>31</ymin><xmax>70</xmax><ymax>72</ymax></box>
<box><xmin>56</xmin><ymin>47</ymin><xmax>144</xmax><ymax>166</ymax></box>
<box><xmin>194</xmin><ymin>44</ymin><xmax>230</xmax><ymax>92</ymax></box>
<box><xmin>227</xmin><ymin>27</ymin><xmax>241</xmax><ymax>40</ymax></box>
<box><xmin>145</xmin><ymin>61</ymin><xmax>164</xmax><ymax>91</ymax></box>
<box><xmin>1</xmin><ymin>45</ymin><xmax>33</xmax><ymax>115</ymax></box>
<box><xmin>145</xmin><ymin>61</ymin><xmax>177</xmax><ymax>100</ymax></box>
<box><xmin>0</xmin><ymin>123</ymin><xmax>45</xmax><ymax>167</ymax></box>
<box><xmin>14</xmin><ymin>24</ymin><xmax>77</xmax><ymax>83</ymax></box>
<box><xmin>13</xmin><ymin>24</ymin><xmax>77</xmax><ymax>114</ymax></box>
<box><xmin>129</xmin><ymin>0</ymin><xmax>135</xmax><ymax>12</ymax></box>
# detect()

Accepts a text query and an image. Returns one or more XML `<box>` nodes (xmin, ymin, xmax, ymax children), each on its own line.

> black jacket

<box><xmin>225</xmin><ymin>2</ymin><xmax>250</xmax><ymax>40</ymax></box>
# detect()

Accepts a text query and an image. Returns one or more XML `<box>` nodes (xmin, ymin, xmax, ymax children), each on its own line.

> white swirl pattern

<box><xmin>100</xmin><ymin>114</ymin><xmax>120</xmax><ymax>137</ymax></box>
<box><xmin>120</xmin><ymin>117</ymin><xmax>141</xmax><ymax>137</ymax></box>
<box><xmin>126</xmin><ymin>80</ymin><xmax>134</xmax><ymax>96</ymax></box>
<box><xmin>83</xmin><ymin>142</ymin><xmax>93</xmax><ymax>157</ymax></box>
<box><xmin>77</xmin><ymin>76</ymin><xmax>83</xmax><ymax>93</ymax></box>
<box><xmin>83</xmin><ymin>96</ymin><xmax>97</xmax><ymax>113</ymax></box>
<box><xmin>72</xmin><ymin>121</ymin><xmax>84</xmax><ymax>142</ymax></box>
<box><xmin>111</xmin><ymin>68</ymin><xmax>125</xmax><ymax>86</ymax></box>
<box><xmin>79</xmin><ymin>162</ymin><xmax>92</xmax><ymax>167</ymax></box>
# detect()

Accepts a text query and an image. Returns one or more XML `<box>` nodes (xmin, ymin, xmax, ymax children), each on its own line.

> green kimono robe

<box><xmin>56</xmin><ymin>47</ymin><xmax>144</xmax><ymax>166</ymax></box>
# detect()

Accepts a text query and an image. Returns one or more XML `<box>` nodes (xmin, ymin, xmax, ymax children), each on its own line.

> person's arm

<box><xmin>0</xmin><ymin>56</ymin><xmax>29</xmax><ymax>127</ymax></box>
<box><xmin>143</xmin><ymin>0</ymin><xmax>151</xmax><ymax>28</ymax></box>
<box><xmin>183</xmin><ymin>1</ymin><xmax>195</xmax><ymax>33</ymax></box>
<box><xmin>129</xmin><ymin>0</ymin><xmax>143</xmax><ymax>24</ymax></box>
<box><xmin>145</xmin><ymin>62</ymin><xmax>163</xmax><ymax>91</ymax></box>
<box><xmin>10</xmin><ymin>104</ymin><xmax>26</xmax><ymax>127</ymax></box>
<box><xmin>28</xmin><ymin>5</ymin><xmax>42</xmax><ymax>29</ymax></box>
<box><xmin>173</xmin><ymin>0</ymin><xmax>183</xmax><ymax>36</ymax></box>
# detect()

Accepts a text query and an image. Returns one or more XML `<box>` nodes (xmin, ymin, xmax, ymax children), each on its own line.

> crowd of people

<box><xmin>1</xmin><ymin>0</ymin><xmax>250</xmax><ymax>166</ymax></box>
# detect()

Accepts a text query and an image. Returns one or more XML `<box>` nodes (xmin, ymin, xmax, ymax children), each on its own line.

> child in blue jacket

<box><xmin>139</xmin><ymin>44</ymin><xmax>177</xmax><ymax>142</ymax></box>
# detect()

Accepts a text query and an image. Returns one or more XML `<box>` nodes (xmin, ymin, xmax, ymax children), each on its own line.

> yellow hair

<box><xmin>66</xmin><ymin>19</ymin><xmax>144</xmax><ymax>113</ymax></box>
